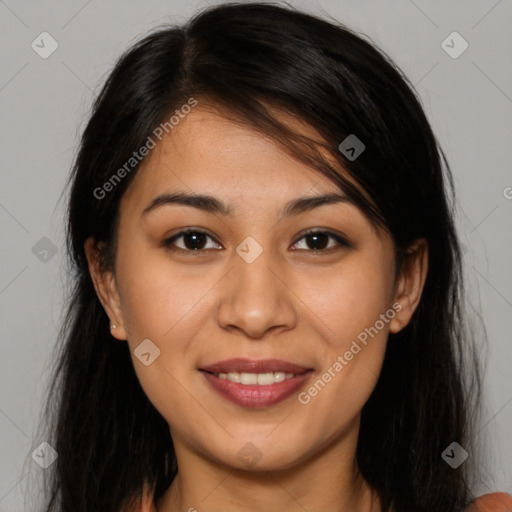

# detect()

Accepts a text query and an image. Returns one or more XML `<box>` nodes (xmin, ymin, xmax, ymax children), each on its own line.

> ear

<box><xmin>84</xmin><ymin>237</ymin><xmax>128</xmax><ymax>340</ymax></box>
<box><xmin>389</xmin><ymin>238</ymin><xmax>429</xmax><ymax>334</ymax></box>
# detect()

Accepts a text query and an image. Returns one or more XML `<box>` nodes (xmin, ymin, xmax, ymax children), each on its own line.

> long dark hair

<box><xmin>35</xmin><ymin>2</ymin><xmax>482</xmax><ymax>511</ymax></box>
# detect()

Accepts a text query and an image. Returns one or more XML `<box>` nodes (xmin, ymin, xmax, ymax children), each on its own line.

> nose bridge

<box><xmin>216</xmin><ymin>238</ymin><xmax>297</xmax><ymax>338</ymax></box>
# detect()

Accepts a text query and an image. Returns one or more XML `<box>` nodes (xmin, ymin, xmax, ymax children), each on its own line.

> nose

<box><xmin>216</xmin><ymin>247</ymin><xmax>298</xmax><ymax>339</ymax></box>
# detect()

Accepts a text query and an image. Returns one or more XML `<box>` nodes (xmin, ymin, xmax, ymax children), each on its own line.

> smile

<box><xmin>199</xmin><ymin>358</ymin><xmax>314</xmax><ymax>408</ymax></box>
<box><xmin>213</xmin><ymin>371</ymin><xmax>296</xmax><ymax>385</ymax></box>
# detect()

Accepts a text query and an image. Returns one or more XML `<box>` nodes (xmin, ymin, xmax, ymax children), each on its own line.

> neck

<box><xmin>156</xmin><ymin>423</ymin><xmax>380</xmax><ymax>512</ymax></box>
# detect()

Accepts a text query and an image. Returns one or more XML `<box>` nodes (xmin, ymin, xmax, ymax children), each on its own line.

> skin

<box><xmin>86</xmin><ymin>104</ymin><xmax>428</xmax><ymax>512</ymax></box>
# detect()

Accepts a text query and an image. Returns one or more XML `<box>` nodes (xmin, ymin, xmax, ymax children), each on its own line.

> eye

<box><xmin>290</xmin><ymin>230</ymin><xmax>351</xmax><ymax>252</ymax></box>
<box><xmin>163</xmin><ymin>229</ymin><xmax>223</xmax><ymax>252</ymax></box>
<box><xmin>163</xmin><ymin>228</ymin><xmax>351</xmax><ymax>254</ymax></box>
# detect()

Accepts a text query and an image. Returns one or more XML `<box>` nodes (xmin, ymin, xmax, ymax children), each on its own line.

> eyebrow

<box><xmin>141</xmin><ymin>191</ymin><xmax>354</xmax><ymax>219</ymax></box>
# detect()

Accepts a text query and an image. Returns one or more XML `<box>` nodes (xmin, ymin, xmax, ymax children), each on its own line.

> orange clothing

<box><xmin>467</xmin><ymin>492</ymin><xmax>512</xmax><ymax>512</ymax></box>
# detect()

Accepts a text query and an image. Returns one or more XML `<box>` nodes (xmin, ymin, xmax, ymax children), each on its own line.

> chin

<box><xmin>205</xmin><ymin>438</ymin><xmax>311</xmax><ymax>473</ymax></box>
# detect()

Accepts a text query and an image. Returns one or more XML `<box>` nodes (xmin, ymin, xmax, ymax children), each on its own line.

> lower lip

<box><xmin>200</xmin><ymin>370</ymin><xmax>313</xmax><ymax>408</ymax></box>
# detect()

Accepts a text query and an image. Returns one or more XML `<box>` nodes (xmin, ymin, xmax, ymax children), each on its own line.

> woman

<box><xmin>38</xmin><ymin>2</ymin><xmax>511</xmax><ymax>511</ymax></box>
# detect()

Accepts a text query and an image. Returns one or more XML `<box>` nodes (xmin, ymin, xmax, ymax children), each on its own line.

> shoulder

<box><xmin>465</xmin><ymin>492</ymin><xmax>512</xmax><ymax>512</ymax></box>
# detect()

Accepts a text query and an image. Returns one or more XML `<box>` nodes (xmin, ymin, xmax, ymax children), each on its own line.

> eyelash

<box><xmin>162</xmin><ymin>228</ymin><xmax>351</xmax><ymax>254</ymax></box>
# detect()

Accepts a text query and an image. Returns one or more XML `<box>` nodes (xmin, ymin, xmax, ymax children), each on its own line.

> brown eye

<box><xmin>163</xmin><ymin>230</ymin><xmax>222</xmax><ymax>252</ymax></box>
<box><xmin>291</xmin><ymin>230</ymin><xmax>351</xmax><ymax>252</ymax></box>
<box><xmin>163</xmin><ymin>228</ymin><xmax>351</xmax><ymax>255</ymax></box>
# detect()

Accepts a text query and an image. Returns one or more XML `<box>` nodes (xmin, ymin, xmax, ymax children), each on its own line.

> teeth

<box><xmin>241</xmin><ymin>372</ymin><xmax>258</xmax><ymax>385</ymax></box>
<box><xmin>274</xmin><ymin>372</ymin><xmax>286</xmax><ymax>383</ymax></box>
<box><xmin>257</xmin><ymin>372</ymin><xmax>274</xmax><ymax>385</ymax></box>
<box><xmin>214</xmin><ymin>371</ymin><xmax>296</xmax><ymax>385</ymax></box>
<box><xmin>227</xmin><ymin>372</ymin><xmax>240</xmax><ymax>383</ymax></box>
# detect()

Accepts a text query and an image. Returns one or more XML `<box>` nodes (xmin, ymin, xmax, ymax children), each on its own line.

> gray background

<box><xmin>1</xmin><ymin>0</ymin><xmax>511</xmax><ymax>510</ymax></box>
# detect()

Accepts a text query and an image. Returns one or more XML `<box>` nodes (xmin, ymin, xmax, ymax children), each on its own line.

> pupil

<box><xmin>184</xmin><ymin>232</ymin><xmax>206</xmax><ymax>250</ymax></box>
<box><xmin>308</xmin><ymin>233</ymin><xmax>328</xmax><ymax>250</ymax></box>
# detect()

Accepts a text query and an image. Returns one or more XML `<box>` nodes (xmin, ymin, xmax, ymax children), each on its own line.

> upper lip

<box><xmin>200</xmin><ymin>358</ymin><xmax>312</xmax><ymax>374</ymax></box>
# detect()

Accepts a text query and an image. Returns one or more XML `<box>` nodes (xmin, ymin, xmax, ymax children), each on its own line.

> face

<box><xmin>87</xmin><ymin>104</ymin><xmax>427</xmax><ymax>472</ymax></box>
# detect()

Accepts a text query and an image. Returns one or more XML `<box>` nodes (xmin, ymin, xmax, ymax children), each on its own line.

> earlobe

<box><xmin>84</xmin><ymin>237</ymin><xmax>128</xmax><ymax>340</ymax></box>
<box><xmin>389</xmin><ymin>238</ymin><xmax>429</xmax><ymax>334</ymax></box>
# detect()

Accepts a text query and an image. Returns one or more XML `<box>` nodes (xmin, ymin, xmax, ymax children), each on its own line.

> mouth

<box><xmin>199</xmin><ymin>358</ymin><xmax>314</xmax><ymax>408</ymax></box>
<box><xmin>210</xmin><ymin>371</ymin><xmax>298</xmax><ymax>385</ymax></box>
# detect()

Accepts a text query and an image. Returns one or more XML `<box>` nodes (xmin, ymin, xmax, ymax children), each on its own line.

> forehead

<box><xmin>120</xmin><ymin>105</ymin><xmax>358</xmax><ymax>214</ymax></box>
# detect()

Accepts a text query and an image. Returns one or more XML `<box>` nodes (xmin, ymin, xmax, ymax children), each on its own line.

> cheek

<box><xmin>309</xmin><ymin>251</ymin><xmax>395</xmax><ymax>349</ymax></box>
<box><xmin>296</xmin><ymin>251</ymin><xmax>394</xmax><ymax>416</ymax></box>
<box><xmin>114</xmin><ymin>248</ymin><xmax>215</xmax><ymax>407</ymax></box>
<box><xmin>115</xmin><ymin>243</ymin><xmax>207</xmax><ymax>342</ymax></box>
